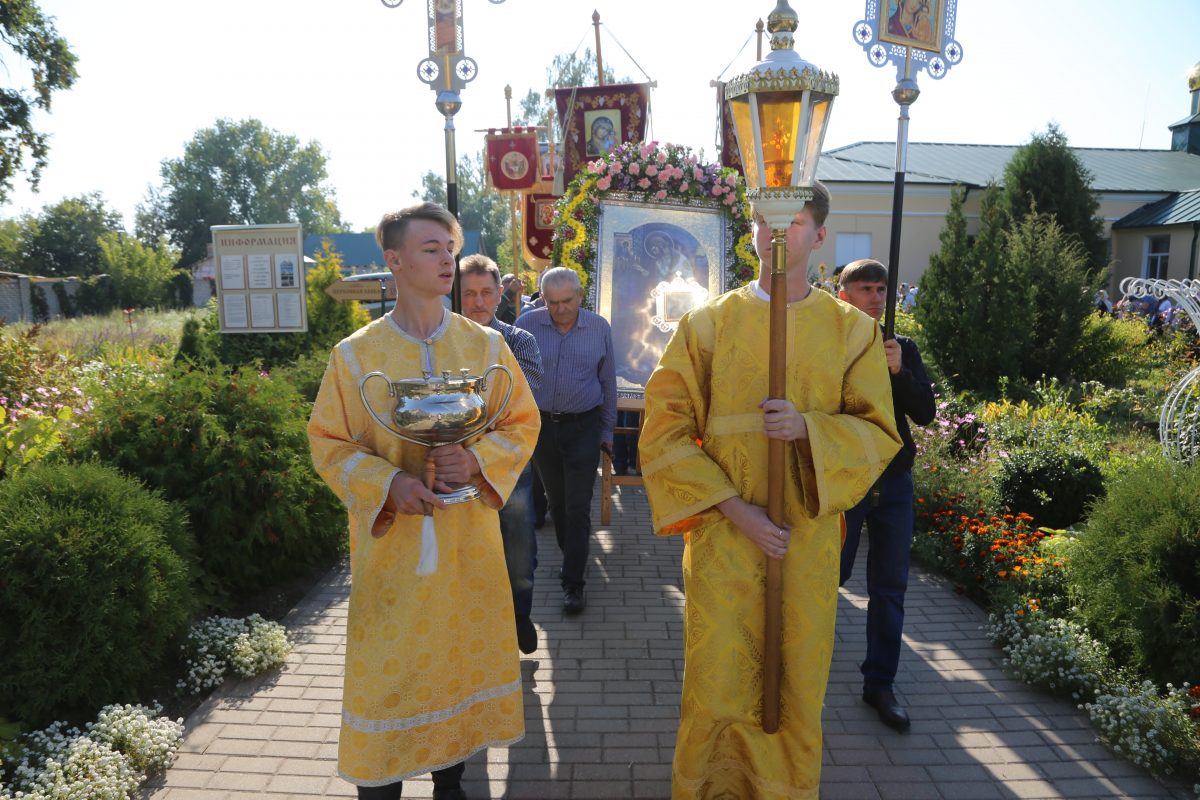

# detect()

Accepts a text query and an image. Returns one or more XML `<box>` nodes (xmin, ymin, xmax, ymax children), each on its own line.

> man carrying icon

<box><xmin>837</xmin><ymin>258</ymin><xmax>936</xmax><ymax>732</ymax></box>
<box><xmin>308</xmin><ymin>201</ymin><xmax>540</xmax><ymax>800</ymax></box>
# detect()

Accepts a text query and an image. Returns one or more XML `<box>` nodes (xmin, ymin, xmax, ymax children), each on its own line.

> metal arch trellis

<box><xmin>1120</xmin><ymin>277</ymin><xmax>1200</xmax><ymax>463</ymax></box>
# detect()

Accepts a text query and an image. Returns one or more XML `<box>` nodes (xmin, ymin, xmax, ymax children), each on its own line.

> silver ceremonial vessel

<box><xmin>359</xmin><ymin>365</ymin><xmax>514</xmax><ymax>504</ymax></box>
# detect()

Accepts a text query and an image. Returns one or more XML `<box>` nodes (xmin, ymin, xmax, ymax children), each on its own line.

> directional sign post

<box><xmin>324</xmin><ymin>278</ymin><xmax>397</xmax><ymax>303</ymax></box>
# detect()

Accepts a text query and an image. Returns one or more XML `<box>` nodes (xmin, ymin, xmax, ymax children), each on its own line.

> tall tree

<box><xmin>1001</xmin><ymin>124</ymin><xmax>1107</xmax><ymax>273</ymax></box>
<box><xmin>21</xmin><ymin>192</ymin><xmax>123</xmax><ymax>277</ymax></box>
<box><xmin>0</xmin><ymin>1</ymin><xmax>78</xmax><ymax>203</ymax></box>
<box><xmin>97</xmin><ymin>232</ymin><xmax>180</xmax><ymax>309</ymax></box>
<box><xmin>915</xmin><ymin>185</ymin><xmax>1033</xmax><ymax>395</ymax></box>
<box><xmin>138</xmin><ymin>119</ymin><xmax>347</xmax><ymax>266</ymax></box>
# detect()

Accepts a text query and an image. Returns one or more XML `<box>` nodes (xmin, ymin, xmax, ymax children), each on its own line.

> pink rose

<box><xmin>645</xmin><ymin>164</ymin><xmax>658</xmax><ymax>177</ymax></box>
<box><xmin>723</xmin><ymin>194</ymin><xmax>736</xmax><ymax>205</ymax></box>
<box><xmin>640</xmin><ymin>143</ymin><xmax>655</xmax><ymax>159</ymax></box>
<box><xmin>596</xmin><ymin>176</ymin><xmax>612</xmax><ymax>191</ymax></box>
<box><xmin>638</xmin><ymin>177</ymin><xmax>651</xmax><ymax>189</ymax></box>
<box><xmin>654</xmin><ymin>189</ymin><xmax>667</xmax><ymax>200</ymax></box>
<box><xmin>656</xmin><ymin>151</ymin><xmax>668</xmax><ymax>164</ymax></box>
<box><xmin>711</xmin><ymin>185</ymin><xmax>722</xmax><ymax>197</ymax></box>
<box><xmin>693</xmin><ymin>166</ymin><xmax>705</xmax><ymax>181</ymax></box>
<box><xmin>628</xmin><ymin>162</ymin><xmax>641</xmax><ymax>175</ymax></box>
<box><xmin>608</xmin><ymin>162</ymin><xmax>623</xmax><ymax>175</ymax></box>
<box><xmin>679</xmin><ymin>180</ymin><xmax>689</xmax><ymax>192</ymax></box>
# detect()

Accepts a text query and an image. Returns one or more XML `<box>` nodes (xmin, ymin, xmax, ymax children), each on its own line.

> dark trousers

<box><xmin>498</xmin><ymin>462</ymin><xmax>537</xmax><ymax>617</ymax></box>
<box><xmin>612</xmin><ymin>410</ymin><xmax>640</xmax><ymax>472</ymax></box>
<box><xmin>839</xmin><ymin>469</ymin><xmax>914</xmax><ymax>693</ymax></box>
<box><xmin>533</xmin><ymin>408</ymin><xmax>601</xmax><ymax>590</ymax></box>
<box><xmin>531</xmin><ymin>464</ymin><xmax>547</xmax><ymax>524</ymax></box>
<box><xmin>355</xmin><ymin>762</ymin><xmax>465</xmax><ymax>799</ymax></box>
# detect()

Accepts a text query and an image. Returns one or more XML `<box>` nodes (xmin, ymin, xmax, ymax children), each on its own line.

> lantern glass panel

<box><xmin>757</xmin><ymin>92</ymin><xmax>803</xmax><ymax>189</ymax></box>
<box><xmin>798</xmin><ymin>96</ymin><xmax>832</xmax><ymax>186</ymax></box>
<box><xmin>728</xmin><ymin>96</ymin><xmax>761</xmax><ymax>188</ymax></box>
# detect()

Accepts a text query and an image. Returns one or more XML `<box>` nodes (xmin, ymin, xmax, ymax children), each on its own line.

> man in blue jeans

<box><xmin>837</xmin><ymin>259</ymin><xmax>936</xmax><ymax>732</ymax></box>
<box><xmin>460</xmin><ymin>255</ymin><xmax>543</xmax><ymax>654</ymax></box>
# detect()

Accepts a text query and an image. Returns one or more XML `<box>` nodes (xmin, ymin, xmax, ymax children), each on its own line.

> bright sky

<box><xmin>2</xmin><ymin>0</ymin><xmax>1198</xmax><ymax>233</ymax></box>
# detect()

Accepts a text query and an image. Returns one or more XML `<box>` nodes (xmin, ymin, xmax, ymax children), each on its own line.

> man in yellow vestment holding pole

<box><xmin>308</xmin><ymin>202</ymin><xmax>540</xmax><ymax>799</ymax></box>
<box><xmin>640</xmin><ymin>182</ymin><xmax>901</xmax><ymax>798</ymax></box>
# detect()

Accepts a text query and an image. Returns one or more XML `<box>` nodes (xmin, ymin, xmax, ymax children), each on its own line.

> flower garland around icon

<box><xmin>550</xmin><ymin>141</ymin><xmax>757</xmax><ymax>297</ymax></box>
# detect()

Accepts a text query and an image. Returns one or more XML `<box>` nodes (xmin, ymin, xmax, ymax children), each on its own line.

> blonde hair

<box><xmin>376</xmin><ymin>202</ymin><xmax>463</xmax><ymax>253</ymax></box>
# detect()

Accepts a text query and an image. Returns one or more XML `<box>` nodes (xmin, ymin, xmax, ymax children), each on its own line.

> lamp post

<box><xmin>725</xmin><ymin>0</ymin><xmax>837</xmax><ymax>735</ymax></box>
<box><xmin>382</xmin><ymin>0</ymin><xmax>507</xmax><ymax>310</ymax></box>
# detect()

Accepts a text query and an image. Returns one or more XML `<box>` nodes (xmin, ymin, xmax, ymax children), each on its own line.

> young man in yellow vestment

<box><xmin>308</xmin><ymin>202</ymin><xmax>541</xmax><ymax>800</ymax></box>
<box><xmin>641</xmin><ymin>182</ymin><xmax>902</xmax><ymax>799</ymax></box>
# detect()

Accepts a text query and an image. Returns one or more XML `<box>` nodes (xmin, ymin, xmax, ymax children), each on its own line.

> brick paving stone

<box><xmin>144</xmin><ymin>479</ymin><xmax>1195</xmax><ymax>800</ymax></box>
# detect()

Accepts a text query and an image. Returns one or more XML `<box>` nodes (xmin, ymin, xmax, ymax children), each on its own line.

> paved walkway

<box><xmin>143</xmin><ymin>483</ymin><xmax>1194</xmax><ymax>799</ymax></box>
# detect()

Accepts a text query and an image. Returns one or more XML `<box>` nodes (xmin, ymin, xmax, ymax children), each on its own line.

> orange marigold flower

<box><xmin>996</xmin><ymin>570</ymin><xmax>1008</xmax><ymax>579</ymax></box>
<box><xmin>994</xmin><ymin>554</ymin><xmax>1007</xmax><ymax>563</ymax></box>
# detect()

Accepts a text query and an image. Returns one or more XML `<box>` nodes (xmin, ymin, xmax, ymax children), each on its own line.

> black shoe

<box><xmin>613</xmin><ymin>465</ymin><xmax>628</xmax><ymax>476</ymax></box>
<box><xmin>863</xmin><ymin>688</ymin><xmax>911</xmax><ymax>732</ymax></box>
<box><xmin>432</xmin><ymin>787</ymin><xmax>467</xmax><ymax>800</ymax></box>
<box><xmin>562</xmin><ymin>586</ymin><xmax>586</xmax><ymax>614</ymax></box>
<box><xmin>516</xmin><ymin>614</ymin><xmax>537</xmax><ymax>654</ymax></box>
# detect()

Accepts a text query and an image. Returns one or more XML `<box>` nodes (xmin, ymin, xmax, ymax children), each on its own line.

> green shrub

<box><xmin>64</xmin><ymin>364</ymin><xmax>345</xmax><ymax>605</ymax></box>
<box><xmin>994</xmin><ymin>446</ymin><xmax>1104</xmax><ymax>529</ymax></box>
<box><xmin>268</xmin><ymin>350</ymin><xmax>330</xmax><ymax>404</ymax></box>
<box><xmin>1068</xmin><ymin>456</ymin><xmax>1200</xmax><ymax>686</ymax></box>
<box><xmin>1071</xmin><ymin>313</ymin><xmax>1151</xmax><ymax>387</ymax></box>
<box><xmin>0</xmin><ymin>462</ymin><xmax>195</xmax><ymax>726</ymax></box>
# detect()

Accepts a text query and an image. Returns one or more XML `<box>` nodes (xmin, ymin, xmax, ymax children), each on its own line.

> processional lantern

<box><xmin>725</xmin><ymin>0</ymin><xmax>838</xmax><ymax>228</ymax></box>
<box><xmin>724</xmin><ymin>0</ymin><xmax>838</xmax><ymax>736</ymax></box>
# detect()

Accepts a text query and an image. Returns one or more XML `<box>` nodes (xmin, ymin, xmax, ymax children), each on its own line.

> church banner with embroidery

<box><xmin>554</xmin><ymin>83</ymin><xmax>651</xmax><ymax>189</ymax></box>
<box><xmin>485</xmin><ymin>127</ymin><xmax>540</xmax><ymax>191</ymax></box>
<box><xmin>715</xmin><ymin>81</ymin><xmax>745</xmax><ymax>176</ymax></box>
<box><xmin>523</xmin><ymin>192</ymin><xmax>557</xmax><ymax>269</ymax></box>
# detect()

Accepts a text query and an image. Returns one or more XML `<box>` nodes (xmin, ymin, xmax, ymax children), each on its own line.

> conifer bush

<box><xmin>63</xmin><ymin>363</ymin><xmax>344</xmax><ymax>605</ymax></box>
<box><xmin>1069</xmin><ymin>456</ymin><xmax>1200</xmax><ymax>686</ymax></box>
<box><xmin>994</xmin><ymin>445</ymin><xmax>1104</xmax><ymax>529</ymax></box>
<box><xmin>0</xmin><ymin>462</ymin><xmax>195</xmax><ymax>726</ymax></box>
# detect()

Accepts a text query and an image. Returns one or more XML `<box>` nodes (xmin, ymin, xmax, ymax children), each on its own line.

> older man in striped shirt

<box><xmin>515</xmin><ymin>267</ymin><xmax>617</xmax><ymax>614</ymax></box>
<box><xmin>460</xmin><ymin>254</ymin><xmax>544</xmax><ymax>653</ymax></box>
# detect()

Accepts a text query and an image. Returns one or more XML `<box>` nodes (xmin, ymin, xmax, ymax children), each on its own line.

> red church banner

<box><xmin>485</xmin><ymin>128</ymin><xmax>540</xmax><ymax>191</ymax></box>
<box><xmin>554</xmin><ymin>83</ymin><xmax>652</xmax><ymax>189</ymax></box>
<box><xmin>522</xmin><ymin>192</ymin><xmax>556</xmax><ymax>269</ymax></box>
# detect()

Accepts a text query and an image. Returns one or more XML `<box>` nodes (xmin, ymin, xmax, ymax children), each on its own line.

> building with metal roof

<box><xmin>814</xmin><ymin>64</ymin><xmax>1200</xmax><ymax>292</ymax></box>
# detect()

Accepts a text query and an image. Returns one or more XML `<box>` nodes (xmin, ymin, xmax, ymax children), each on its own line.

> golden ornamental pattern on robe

<box><xmin>641</xmin><ymin>285</ymin><xmax>901</xmax><ymax>799</ymax></box>
<box><xmin>308</xmin><ymin>312</ymin><xmax>541</xmax><ymax>787</ymax></box>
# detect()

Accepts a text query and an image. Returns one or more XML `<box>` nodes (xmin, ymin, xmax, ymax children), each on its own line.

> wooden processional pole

<box><xmin>762</xmin><ymin>229</ymin><xmax>789</xmax><ymax>734</ymax></box>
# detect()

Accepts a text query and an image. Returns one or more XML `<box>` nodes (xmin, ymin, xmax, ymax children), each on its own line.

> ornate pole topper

<box><xmin>852</xmin><ymin>0</ymin><xmax>962</xmax><ymax>337</ymax></box>
<box><xmin>725</xmin><ymin>0</ymin><xmax>839</xmax><ymax>735</ymax></box>
<box><xmin>381</xmin><ymin>0</ymin><xmax>508</xmax><ymax>309</ymax></box>
<box><xmin>1119</xmin><ymin>277</ymin><xmax>1200</xmax><ymax>463</ymax></box>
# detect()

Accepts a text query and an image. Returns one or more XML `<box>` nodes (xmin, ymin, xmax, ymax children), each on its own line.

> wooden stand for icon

<box><xmin>599</xmin><ymin>397</ymin><xmax>645</xmax><ymax>525</ymax></box>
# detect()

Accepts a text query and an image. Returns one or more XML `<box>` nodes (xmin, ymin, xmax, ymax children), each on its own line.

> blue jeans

<box><xmin>498</xmin><ymin>463</ymin><xmax>537</xmax><ymax>618</ymax></box>
<box><xmin>839</xmin><ymin>469</ymin><xmax>914</xmax><ymax>693</ymax></box>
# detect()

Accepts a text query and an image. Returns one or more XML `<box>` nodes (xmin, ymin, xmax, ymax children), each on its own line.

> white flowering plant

<box><xmin>986</xmin><ymin>602</ymin><xmax>1110</xmax><ymax>702</ymax></box>
<box><xmin>0</xmin><ymin>703</ymin><xmax>182</xmax><ymax>800</ymax></box>
<box><xmin>1084</xmin><ymin>680</ymin><xmax>1200</xmax><ymax>779</ymax></box>
<box><xmin>178</xmin><ymin>614</ymin><xmax>292</xmax><ymax>695</ymax></box>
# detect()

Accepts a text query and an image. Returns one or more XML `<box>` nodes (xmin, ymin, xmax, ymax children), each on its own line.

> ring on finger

<box><xmin>774</xmin><ymin>528</ymin><xmax>785</xmax><ymax>540</ymax></box>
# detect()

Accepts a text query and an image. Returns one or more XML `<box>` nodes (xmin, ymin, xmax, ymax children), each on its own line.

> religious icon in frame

<box><xmin>595</xmin><ymin>196</ymin><xmax>730</xmax><ymax>400</ymax></box>
<box><xmin>877</xmin><ymin>0</ymin><xmax>942</xmax><ymax>53</ymax></box>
